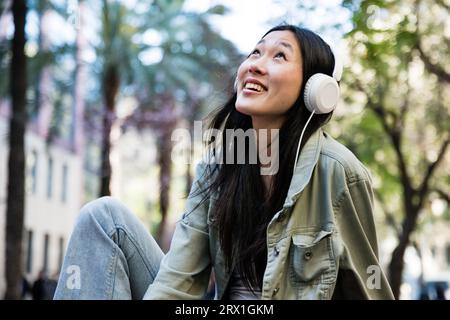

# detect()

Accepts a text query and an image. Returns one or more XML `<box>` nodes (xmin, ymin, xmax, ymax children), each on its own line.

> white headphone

<box><xmin>292</xmin><ymin>45</ymin><xmax>343</xmax><ymax>174</ymax></box>
<box><xmin>303</xmin><ymin>46</ymin><xmax>343</xmax><ymax>114</ymax></box>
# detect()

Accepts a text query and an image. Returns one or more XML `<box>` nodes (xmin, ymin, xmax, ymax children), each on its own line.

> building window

<box><xmin>29</xmin><ymin>150</ymin><xmax>38</xmax><ymax>194</ymax></box>
<box><xmin>47</xmin><ymin>157</ymin><xmax>53</xmax><ymax>199</ymax></box>
<box><xmin>26</xmin><ymin>230</ymin><xmax>34</xmax><ymax>274</ymax></box>
<box><xmin>43</xmin><ymin>234</ymin><xmax>50</xmax><ymax>273</ymax></box>
<box><xmin>58</xmin><ymin>237</ymin><xmax>65</xmax><ymax>272</ymax></box>
<box><xmin>61</xmin><ymin>164</ymin><xmax>68</xmax><ymax>203</ymax></box>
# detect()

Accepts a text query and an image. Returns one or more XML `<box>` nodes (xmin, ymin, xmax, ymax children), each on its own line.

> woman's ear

<box><xmin>233</xmin><ymin>77</ymin><xmax>238</xmax><ymax>92</ymax></box>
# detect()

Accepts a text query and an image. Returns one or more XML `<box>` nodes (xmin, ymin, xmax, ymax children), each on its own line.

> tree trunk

<box><xmin>185</xmin><ymin>160</ymin><xmax>192</xmax><ymax>197</ymax></box>
<box><xmin>156</xmin><ymin>132</ymin><xmax>173</xmax><ymax>249</ymax></box>
<box><xmin>388</xmin><ymin>240</ymin><xmax>408</xmax><ymax>299</ymax></box>
<box><xmin>99</xmin><ymin>65</ymin><xmax>118</xmax><ymax>197</ymax></box>
<box><xmin>184</xmin><ymin>100</ymin><xmax>201</xmax><ymax>197</ymax></box>
<box><xmin>5</xmin><ymin>0</ymin><xmax>27</xmax><ymax>300</ymax></box>
<box><xmin>185</xmin><ymin>121</ymin><xmax>193</xmax><ymax>196</ymax></box>
<box><xmin>412</xmin><ymin>241</ymin><xmax>425</xmax><ymax>293</ymax></box>
<box><xmin>388</xmin><ymin>200</ymin><xmax>420</xmax><ymax>299</ymax></box>
<box><xmin>99</xmin><ymin>109</ymin><xmax>114</xmax><ymax>196</ymax></box>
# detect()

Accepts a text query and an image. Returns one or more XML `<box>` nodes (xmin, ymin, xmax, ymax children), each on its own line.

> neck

<box><xmin>251</xmin><ymin>115</ymin><xmax>285</xmax><ymax>132</ymax></box>
<box><xmin>251</xmin><ymin>115</ymin><xmax>283</xmax><ymax>158</ymax></box>
<box><xmin>250</xmin><ymin>116</ymin><xmax>283</xmax><ymax>195</ymax></box>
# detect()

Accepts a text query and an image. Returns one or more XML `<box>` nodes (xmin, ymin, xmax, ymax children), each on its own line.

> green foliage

<box><xmin>340</xmin><ymin>0</ymin><xmax>450</xmax><ymax>231</ymax></box>
<box><xmin>126</xmin><ymin>1</ymin><xmax>241</xmax><ymax>118</ymax></box>
<box><xmin>206</xmin><ymin>4</ymin><xmax>229</xmax><ymax>15</ymax></box>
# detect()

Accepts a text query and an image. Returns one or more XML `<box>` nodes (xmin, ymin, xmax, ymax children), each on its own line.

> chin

<box><xmin>237</xmin><ymin>108</ymin><xmax>272</xmax><ymax>119</ymax></box>
<box><xmin>236</xmin><ymin>101</ymin><xmax>265</xmax><ymax>114</ymax></box>
<box><xmin>235</xmin><ymin>104</ymin><xmax>254</xmax><ymax>116</ymax></box>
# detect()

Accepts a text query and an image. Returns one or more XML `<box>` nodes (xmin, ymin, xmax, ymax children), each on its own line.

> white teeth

<box><xmin>244</xmin><ymin>82</ymin><xmax>264</xmax><ymax>92</ymax></box>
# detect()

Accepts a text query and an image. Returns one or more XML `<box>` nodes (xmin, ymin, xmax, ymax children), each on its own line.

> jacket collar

<box><xmin>282</xmin><ymin>128</ymin><xmax>324</xmax><ymax>210</ymax></box>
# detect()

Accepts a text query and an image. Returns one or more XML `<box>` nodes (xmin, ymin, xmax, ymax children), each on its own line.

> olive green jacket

<box><xmin>144</xmin><ymin>129</ymin><xmax>395</xmax><ymax>300</ymax></box>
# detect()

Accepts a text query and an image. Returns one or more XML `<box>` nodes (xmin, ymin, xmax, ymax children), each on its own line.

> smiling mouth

<box><xmin>243</xmin><ymin>82</ymin><xmax>267</xmax><ymax>94</ymax></box>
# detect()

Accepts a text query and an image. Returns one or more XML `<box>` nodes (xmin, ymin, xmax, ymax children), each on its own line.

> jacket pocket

<box><xmin>290</xmin><ymin>230</ymin><xmax>336</xmax><ymax>284</ymax></box>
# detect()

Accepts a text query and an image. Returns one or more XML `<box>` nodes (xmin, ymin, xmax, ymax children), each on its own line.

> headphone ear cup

<box><xmin>303</xmin><ymin>73</ymin><xmax>340</xmax><ymax>114</ymax></box>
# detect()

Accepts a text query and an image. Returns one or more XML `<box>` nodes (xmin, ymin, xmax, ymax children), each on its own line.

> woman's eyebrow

<box><xmin>279</xmin><ymin>41</ymin><xmax>294</xmax><ymax>53</ymax></box>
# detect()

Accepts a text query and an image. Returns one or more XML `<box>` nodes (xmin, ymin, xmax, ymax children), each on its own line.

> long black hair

<box><xmin>198</xmin><ymin>25</ymin><xmax>337</xmax><ymax>293</ymax></box>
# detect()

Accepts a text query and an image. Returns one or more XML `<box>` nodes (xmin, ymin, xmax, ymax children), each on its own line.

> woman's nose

<box><xmin>248</xmin><ymin>60</ymin><xmax>267</xmax><ymax>75</ymax></box>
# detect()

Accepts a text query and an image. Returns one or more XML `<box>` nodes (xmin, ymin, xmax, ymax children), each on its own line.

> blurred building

<box><xmin>0</xmin><ymin>106</ymin><xmax>83</xmax><ymax>297</ymax></box>
<box><xmin>380</xmin><ymin>220</ymin><xmax>450</xmax><ymax>300</ymax></box>
<box><xmin>414</xmin><ymin>221</ymin><xmax>450</xmax><ymax>299</ymax></box>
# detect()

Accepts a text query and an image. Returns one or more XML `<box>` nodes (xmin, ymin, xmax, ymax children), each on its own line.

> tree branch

<box><xmin>374</xmin><ymin>189</ymin><xmax>401</xmax><ymax>238</ymax></box>
<box><xmin>354</xmin><ymin>78</ymin><xmax>415</xmax><ymax>210</ymax></box>
<box><xmin>435</xmin><ymin>0</ymin><xmax>450</xmax><ymax>12</ymax></box>
<box><xmin>432</xmin><ymin>188</ymin><xmax>450</xmax><ymax>205</ymax></box>
<box><xmin>416</xmin><ymin>43</ymin><xmax>450</xmax><ymax>83</ymax></box>
<box><xmin>399</xmin><ymin>67</ymin><xmax>412</xmax><ymax>128</ymax></box>
<box><xmin>416</xmin><ymin>138</ymin><xmax>450</xmax><ymax>210</ymax></box>
<box><xmin>414</xmin><ymin>0</ymin><xmax>450</xmax><ymax>83</ymax></box>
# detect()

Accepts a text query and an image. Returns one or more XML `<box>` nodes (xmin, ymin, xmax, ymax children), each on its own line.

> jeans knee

<box><xmin>76</xmin><ymin>196</ymin><xmax>125</xmax><ymax>230</ymax></box>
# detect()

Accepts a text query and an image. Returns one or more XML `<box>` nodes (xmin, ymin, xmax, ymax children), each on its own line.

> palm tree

<box><xmin>26</xmin><ymin>0</ymin><xmax>73</xmax><ymax>136</ymax></box>
<box><xmin>98</xmin><ymin>0</ymin><xmax>140</xmax><ymax>196</ymax></box>
<box><xmin>2</xmin><ymin>0</ymin><xmax>81</xmax><ymax>298</ymax></box>
<box><xmin>73</xmin><ymin>0</ymin><xmax>241</xmax><ymax>246</ymax></box>
<box><xmin>4</xmin><ymin>0</ymin><xmax>27</xmax><ymax>300</ymax></box>
<box><xmin>124</xmin><ymin>2</ymin><xmax>242</xmax><ymax>246</ymax></box>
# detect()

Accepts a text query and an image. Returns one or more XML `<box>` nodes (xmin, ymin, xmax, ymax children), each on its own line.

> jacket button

<box><xmin>272</xmin><ymin>287</ymin><xmax>279</xmax><ymax>296</ymax></box>
<box><xmin>274</xmin><ymin>246</ymin><xmax>280</xmax><ymax>256</ymax></box>
<box><xmin>304</xmin><ymin>251</ymin><xmax>313</xmax><ymax>261</ymax></box>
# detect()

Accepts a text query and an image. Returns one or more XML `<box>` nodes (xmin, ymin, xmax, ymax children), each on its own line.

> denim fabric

<box><xmin>53</xmin><ymin>197</ymin><xmax>163</xmax><ymax>299</ymax></box>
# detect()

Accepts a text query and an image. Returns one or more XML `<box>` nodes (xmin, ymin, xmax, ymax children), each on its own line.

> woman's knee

<box><xmin>76</xmin><ymin>196</ymin><xmax>151</xmax><ymax>242</ymax></box>
<box><xmin>76</xmin><ymin>196</ymin><xmax>128</xmax><ymax>232</ymax></box>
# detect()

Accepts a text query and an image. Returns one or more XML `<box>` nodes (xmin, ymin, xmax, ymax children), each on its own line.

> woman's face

<box><xmin>235</xmin><ymin>30</ymin><xmax>303</xmax><ymax>126</ymax></box>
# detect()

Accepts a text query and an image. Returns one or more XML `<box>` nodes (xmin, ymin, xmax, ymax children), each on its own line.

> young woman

<box><xmin>54</xmin><ymin>25</ymin><xmax>394</xmax><ymax>300</ymax></box>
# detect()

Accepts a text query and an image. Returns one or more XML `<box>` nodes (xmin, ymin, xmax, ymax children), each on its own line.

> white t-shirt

<box><xmin>227</xmin><ymin>268</ymin><xmax>262</xmax><ymax>300</ymax></box>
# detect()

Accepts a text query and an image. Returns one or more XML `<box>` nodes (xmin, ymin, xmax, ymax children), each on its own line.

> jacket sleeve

<box><xmin>332</xmin><ymin>177</ymin><xmax>395</xmax><ymax>300</ymax></box>
<box><xmin>143</xmin><ymin>161</ymin><xmax>212</xmax><ymax>299</ymax></box>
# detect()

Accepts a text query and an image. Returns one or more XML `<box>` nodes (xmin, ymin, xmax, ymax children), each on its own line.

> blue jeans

<box><xmin>53</xmin><ymin>196</ymin><xmax>164</xmax><ymax>299</ymax></box>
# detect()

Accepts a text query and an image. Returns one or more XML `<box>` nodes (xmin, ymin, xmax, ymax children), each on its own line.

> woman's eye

<box><xmin>275</xmin><ymin>52</ymin><xmax>286</xmax><ymax>59</ymax></box>
<box><xmin>248</xmin><ymin>49</ymin><xmax>260</xmax><ymax>57</ymax></box>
